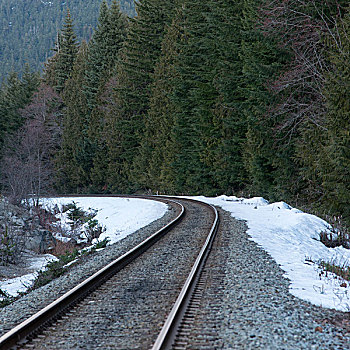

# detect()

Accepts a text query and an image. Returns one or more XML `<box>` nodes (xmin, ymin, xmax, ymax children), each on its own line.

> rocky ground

<box><xmin>0</xmin><ymin>196</ymin><xmax>57</xmax><ymax>283</ymax></box>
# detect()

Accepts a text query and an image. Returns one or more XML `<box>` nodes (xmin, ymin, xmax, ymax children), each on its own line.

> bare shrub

<box><xmin>0</xmin><ymin>84</ymin><xmax>61</xmax><ymax>206</ymax></box>
<box><xmin>320</xmin><ymin>215</ymin><xmax>350</xmax><ymax>249</ymax></box>
<box><xmin>49</xmin><ymin>239</ymin><xmax>77</xmax><ymax>257</ymax></box>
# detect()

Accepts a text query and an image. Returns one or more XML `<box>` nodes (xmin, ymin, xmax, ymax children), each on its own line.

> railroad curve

<box><xmin>0</xmin><ymin>196</ymin><xmax>218</xmax><ymax>350</ymax></box>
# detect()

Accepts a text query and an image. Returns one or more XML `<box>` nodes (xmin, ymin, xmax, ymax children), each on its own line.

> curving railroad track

<box><xmin>0</xmin><ymin>196</ymin><xmax>219</xmax><ymax>350</ymax></box>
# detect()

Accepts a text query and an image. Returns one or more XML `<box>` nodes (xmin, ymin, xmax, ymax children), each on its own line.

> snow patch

<box><xmin>189</xmin><ymin>195</ymin><xmax>350</xmax><ymax>312</ymax></box>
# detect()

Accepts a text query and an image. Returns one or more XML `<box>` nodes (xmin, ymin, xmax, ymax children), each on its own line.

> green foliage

<box><xmin>55</xmin><ymin>41</ymin><xmax>90</xmax><ymax>193</ymax></box>
<box><xmin>0</xmin><ymin>225</ymin><xmax>16</xmax><ymax>265</ymax></box>
<box><xmin>1</xmin><ymin>0</ymin><xmax>349</xmax><ymax>227</ymax></box>
<box><xmin>320</xmin><ymin>6</ymin><xmax>350</xmax><ymax>221</ymax></box>
<box><xmin>0</xmin><ymin>67</ymin><xmax>40</xmax><ymax>146</ymax></box>
<box><xmin>0</xmin><ymin>288</ymin><xmax>15</xmax><ymax>307</ymax></box>
<box><xmin>104</xmin><ymin>0</ymin><xmax>178</xmax><ymax>192</ymax></box>
<box><xmin>54</xmin><ymin>9</ymin><xmax>79</xmax><ymax>93</ymax></box>
<box><xmin>93</xmin><ymin>237</ymin><xmax>110</xmax><ymax>249</ymax></box>
<box><xmin>162</xmin><ymin>0</ymin><xmax>218</xmax><ymax>194</ymax></box>
<box><xmin>0</xmin><ymin>66</ymin><xmax>40</xmax><ymax>184</ymax></box>
<box><xmin>61</xmin><ymin>201</ymin><xmax>105</xmax><ymax>243</ymax></box>
<box><xmin>133</xmin><ymin>8</ymin><xmax>183</xmax><ymax>192</ymax></box>
<box><xmin>206</xmin><ymin>0</ymin><xmax>248</xmax><ymax>193</ymax></box>
<box><xmin>31</xmin><ymin>249</ymin><xmax>80</xmax><ymax>289</ymax></box>
<box><xmin>240</xmin><ymin>0</ymin><xmax>291</xmax><ymax>199</ymax></box>
<box><xmin>84</xmin><ymin>0</ymin><xmax>127</xmax><ymax>111</ymax></box>
<box><xmin>0</xmin><ymin>0</ymin><xmax>136</xmax><ymax>84</ymax></box>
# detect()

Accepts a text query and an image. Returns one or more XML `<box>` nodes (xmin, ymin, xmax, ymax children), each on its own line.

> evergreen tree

<box><xmin>56</xmin><ymin>41</ymin><xmax>90</xmax><ymax>193</ymax></box>
<box><xmin>205</xmin><ymin>0</ymin><xmax>247</xmax><ymax>194</ymax></box>
<box><xmin>83</xmin><ymin>0</ymin><xmax>128</xmax><ymax>191</ymax></box>
<box><xmin>240</xmin><ymin>0</ymin><xmax>290</xmax><ymax>199</ymax></box>
<box><xmin>164</xmin><ymin>0</ymin><xmax>218</xmax><ymax>194</ymax></box>
<box><xmin>321</xmin><ymin>6</ymin><xmax>350</xmax><ymax>220</ymax></box>
<box><xmin>0</xmin><ymin>68</ymin><xmax>40</xmax><ymax>148</ymax></box>
<box><xmin>134</xmin><ymin>8</ymin><xmax>183</xmax><ymax>192</ymax></box>
<box><xmin>84</xmin><ymin>0</ymin><xmax>127</xmax><ymax>110</ymax></box>
<box><xmin>43</xmin><ymin>32</ymin><xmax>62</xmax><ymax>88</ymax></box>
<box><xmin>55</xmin><ymin>9</ymin><xmax>79</xmax><ymax>93</ymax></box>
<box><xmin>105</xmin><ymin>0</ymin><xmax>177</xmax><ymax>192</ymax></box>
<box><xmin>0</xmin><ymin>67</ymin><xmax>40</xmax><ymax>186</ymax></box>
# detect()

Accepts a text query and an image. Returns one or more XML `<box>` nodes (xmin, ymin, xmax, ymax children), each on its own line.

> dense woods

<box><xmin>0</xmin><ymin>0</ymin><xmax>349</xmax><ymax>224</ymax></box>
<box><xmin>0</xmin><ymin>0</ymin><xmax>135</xmax><ymax>82</ymax></box>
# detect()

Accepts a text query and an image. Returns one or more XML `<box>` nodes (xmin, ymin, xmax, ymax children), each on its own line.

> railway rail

<box><xmin>0</xmin><ymin>196</ymin><xmax>219</xmax><ymax>350</ymax></box>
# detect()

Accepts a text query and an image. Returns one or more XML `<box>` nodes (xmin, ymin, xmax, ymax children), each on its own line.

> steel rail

<box><xmin>152</xmin><ymin>200</ymin><xmax>219</xmax><ymax>350</ymax></box>
<box><xmin>0</xmin><ymin>197</ymin><xmax>184</xmax><ymax>350</ymax></box>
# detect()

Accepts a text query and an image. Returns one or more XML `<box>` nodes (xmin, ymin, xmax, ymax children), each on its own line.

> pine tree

<box><xmin>164</xmin><ymin>0</ymin><xmax>218</xmax><ymax>194</ymax></box>
<box><xmin>43</xmin><ymin>32</ymin><xmax>62</xmax><ymax>87</ymax></box>
<box><xmin>84</xmin><ymin>0</ymin><xmax>127</xmax><ymax>111</ymax></box>
<box><xmin>240</xmin><ymin>0</ymin><xmax>290</xmax><ymax>199</ymax></box>
<box><xmin>56</xmin><ymin>41</ymin><xmax>90</xmax><ymax>193</ymax></box>
<box><xmin>82</xmin><ymin>0</ymin><xmax>128</xmax><ymax>191</ymax></box>
<box><xmin>55</xmin><ymin>9</ymin><xmax>79</xmax><ymax>93</ymax></box>
<box><xmin>203</xmin><ymin>0</ymin><xmax>248</xmax><ymax>194</ymax></box>
<box><xmin>321</xmin><ymin>6</ymin><xmax>350</xmax><ymax>220</ymax></box>
<box><xmin>133</xmin><ymin>8</ymin><xmax>183</xmax><ymax>192</ymax></box>
<box><xmin>0</xmin><ymin>68</ymin><xmax>40</xmax><ymax>146</ymax></box>
<box><xmin>104</xmin><ymin>0</ymin><xmax>177</xmax><ymax>192</ymax></box>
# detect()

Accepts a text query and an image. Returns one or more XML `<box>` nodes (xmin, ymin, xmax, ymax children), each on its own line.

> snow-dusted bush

<box><xmin>56</xmin><ymin>201</ymin><xmax>106</xmax><ymax>244</ymax></box>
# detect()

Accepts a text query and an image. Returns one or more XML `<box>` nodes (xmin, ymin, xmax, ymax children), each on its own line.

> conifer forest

<box><xmin>0</xmin><ymin>0</ymin><xmax>349</xmax><ymax>225</ymax></box>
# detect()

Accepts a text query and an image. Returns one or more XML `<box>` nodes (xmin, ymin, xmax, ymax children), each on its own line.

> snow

<box><xmin>0</xmin><ymin>197</ymin><xmax>167</xmax><ymax>299</ymax></box>
<box><xmin>2</xmin><ymin>194</ymin><xmax>350</xmax><ymax>312</ymax></box>
<box><xmin>0</xmin><ymin>254</ymin><xmax>57</xmax><ymax>299</ymax></box>
<box><xmin>44</xmin><ymin>197</ymin><xmax>168</xmax><ymax>245</ymax></box>
<box><xmin>188</xmin><ymin>195</ymin><xmax>350</xmax><ymax>311</ymax></box>
<box><xmin>1</xmin><ymin>274</ymin><xmax>37</xmax><ymax>297</ymax></box>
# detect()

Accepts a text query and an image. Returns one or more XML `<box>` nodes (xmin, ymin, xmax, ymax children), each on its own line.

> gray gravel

<box><xmin>0</xmin><ymin>201</ymin><xmax>179</xmax><ymax>336</ymax></box>
<box><xmin>3</xmin><ymin>201</ymin><xmax>350</xmax><ymax>350</ymax></box>
<box><xmin>180</xmin><ymin>208</ymin><xmax>350</xmax><ymax>349</ymax></box>
<box><xmin>15</xmin><ymin>200</ymin><xmax>213</xmax><ymax>349</ymax></box>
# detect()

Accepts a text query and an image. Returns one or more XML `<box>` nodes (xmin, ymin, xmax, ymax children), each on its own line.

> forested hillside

<box><xmin>0</xmin><ymin>0</ymin><xmax>135</xmax><ymax>82</ymax></box>
<box><xmin>0</xmin><ymin>0</ymin><xmax>349</xmax><ymax>227</ymax></box>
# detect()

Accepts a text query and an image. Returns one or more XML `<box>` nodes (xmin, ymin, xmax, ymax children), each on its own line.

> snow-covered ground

<box><xmin>0</xmin><ymin>254</ymin><xmax>58</xmax><ymax>297</ymax></box>
<box><xmin>45</xmin><ymin>197</ymin><xmax>168</xmax><ymax>245</ymax></box>
<box><xmin>0</xmin><ymin>197</ymin><xmax>167</xmax><ymax>299</ymax></box>
<box><xmin>1</xmin><ymin>195</ymin><xmax>350</xmax><ymax>312</ymax></box>
<box><xmin>189</xmin><ymin>195</ymin><xmax>350</xmax><ymax>312</ymax></box>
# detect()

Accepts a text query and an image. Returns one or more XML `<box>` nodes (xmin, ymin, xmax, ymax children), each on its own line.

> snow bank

<box><xmin>190</xmin><ymin>195</ymin><xmax>350</xmax><ymax>312</ymax></box>
<box><xmin>1</xmin><ymin>197</ymin><xmax>167</xmax><ymax>298</ymax></box>
<box><xmin>44</xmin><ymin>197</ymin><xmax>168</xmax><ymax>245</ymax></box>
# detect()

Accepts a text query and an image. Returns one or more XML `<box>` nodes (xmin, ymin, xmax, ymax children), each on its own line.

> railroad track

<box><xmin>0</xmin><ymin>196</ymin><xmax>219</xmax><ymax>350</ymax></box>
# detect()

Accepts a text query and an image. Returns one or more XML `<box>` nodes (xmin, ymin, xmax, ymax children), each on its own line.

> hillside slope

<box><xmin>0</xmin><ymin>0</ymin><xmax>135</xmax><ymax>83</ymax></box>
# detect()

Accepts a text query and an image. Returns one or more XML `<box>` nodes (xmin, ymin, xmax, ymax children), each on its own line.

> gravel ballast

<box><xmin>22</xmin><ymin>200</ymin><xmax>213</xmax><ymax>349</ymax></box>
<box><xmin>180</xmin><ymin>208</ymin><xmax>350</xmax><ymax>349</ymax></box>
<box><xmin>0</xmin><ymin>200</ymin><xmax>179</xmax><ymax>337</ymax></box>
<box><xmin>2</xmin><ymin>200</ymin><xmax>350</xmax><ymax>349</ymax></box>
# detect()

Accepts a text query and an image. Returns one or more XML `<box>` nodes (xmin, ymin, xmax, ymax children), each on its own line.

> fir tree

<box><xmin>56</xmin><ymin>41</ymin><xmax>90</xmax><ymax>193</ymax></box>
<box><xmin>203</xmin><ymin>0</ymin><xmax>248</xmax><ymax>194</ymax></box>
<box><xmin>0</xmin><ymin>68</ymin><xmax>39</xmax><ymax>147</ymax></box>
<box><xmin>105</xmin><ymin>0</ymin><xmax>177</xmax><ymax>192</ymax></box>
<box><xmin>83</xmin><ymin>0</ymin><xmax>128</xmax><ymax>191</ymax></box>
<box><xmin>240</xmin><ymin>0</ymin><xmax>290</xmax><ymax>199</ymax></box>
<box><xmin>321</xmin><ymin>6</ymin><xmax>350</xmax><ymax>220</ymax></box>
<box><xmin>133</xmin><ymin>8</ymin><xmax>183</xmax><ymax>192</ymax></box>
<box><xmin>55</xmin><ymin>9</ymin><xmax>79</xmax><ymax>93</ymax></box>
<box><xmin>166</xmin><ymin>0</ymin><xmax>217</xmax><ymax>194</ymax></box>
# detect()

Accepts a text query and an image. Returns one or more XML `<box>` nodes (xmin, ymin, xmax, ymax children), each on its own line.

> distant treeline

<box><xmin>0</xmin><ymin>0</ymin><xmax>135</xmax><ymax>83</ymax></box>
<box><xmin>0</xmin><ymin>0</ymin><xmax>349</xmax><ymax>225</ymax></box>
